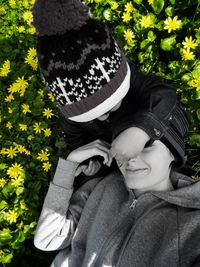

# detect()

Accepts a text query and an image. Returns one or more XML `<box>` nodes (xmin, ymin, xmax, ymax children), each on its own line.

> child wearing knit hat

<box><xmin>32</xmin><ymin>0</ymin><xmax>181</xmax><ymax>179</ymax></box>
<box><xmin>33</xmin><ymin>103</ymin><xmax>200</xmax><ymax>267</ymax></box>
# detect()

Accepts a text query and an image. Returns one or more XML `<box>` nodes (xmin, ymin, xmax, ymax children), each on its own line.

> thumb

<box><xmin>75</xmin><ymin>164</ymin><xmax>87</xmax><ymax>177</ymax></box>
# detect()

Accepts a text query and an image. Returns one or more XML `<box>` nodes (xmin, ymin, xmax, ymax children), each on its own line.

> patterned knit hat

<box><xmin>112</xmin><ymin>103</ymin><xmax>191</xmax><ymax>167</ymax></box>
<box><xmin>32</xmin><ymin>0</ymin><xmax>130</xmax><ymax>122</ymax></box>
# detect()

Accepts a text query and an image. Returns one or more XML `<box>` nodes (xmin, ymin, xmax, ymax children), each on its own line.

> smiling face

<box><xmin>111</xmin><ymin>136</ymin><xmax>174</xmax><ymax>193</ymax></box>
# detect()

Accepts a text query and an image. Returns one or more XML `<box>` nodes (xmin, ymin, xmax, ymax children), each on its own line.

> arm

<box><xmin>34</xmin><ymin>140</ymin><xmax>112</xmax><ymax>251</ymax></box>
<box><xmin>33</xmin><ymin>158</ymin><xmax>78</xmax><ymax>251</ymax></box>
<box><xmin>111</xmin><ymin>62</ymin><xmax>179</xmax><ymax>152</ymax></box>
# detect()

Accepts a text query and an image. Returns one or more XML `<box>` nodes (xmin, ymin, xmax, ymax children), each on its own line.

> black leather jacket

<box><xmin>58</xmin><ymin>61</ymin><xmax>178</xmax><ymax>151</ymax></box>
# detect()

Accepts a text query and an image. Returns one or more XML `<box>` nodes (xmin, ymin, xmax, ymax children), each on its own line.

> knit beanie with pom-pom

<box><xmin>31</xmin><ymin>0</ymin><xmax>130</xmax><ymax>122</ymax></box>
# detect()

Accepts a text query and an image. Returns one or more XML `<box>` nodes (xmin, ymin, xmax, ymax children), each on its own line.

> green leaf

<box><xmin>134</xmin><ymin>0</ymin><xmax>143</xmax><ymax>4</ymax></box>
<box><xmin>165</xmin><ymin>6</ymin><xmax>174</xmax><ymax>16</ymax></box>
<box><xmin>0</xmin><ymin>228</ymin><xmax>12</xmax><ymax>246</ymax></box>
<box><xmin>197</xmin><ymin>109</ymin><xmax>200</xmax><ymax>120</ymax></box>
<box><xmin>0</xmin><ymin>253</ymin><xmax>13</xmax><ymax>264</ymax></box>
<box><xmin>152</xmin><ymin>0</ymin><xmax>165</xmax><ymax>14</ymax></box>
<box><xmin>16</xmin><ymin>187</ymin><xmax>24</xmax><ymax>196</ymax></box>
<box><xmin>103</xmin><ymin>9</ymin><xmax>112</xmax><ymax>21</ymax></box>
<box><xmin>0</xmin><ymin>163</ymin><xmax>7</xmax><ymax>170</ymax></box>
<box><xmin>140</xmin><ymin>39</ymin><xmax>149</xmax><ymax>49</ymax></box>
<box><xmin>189</xmin><ymin>134</ymin><xmax>200</xmax><ymax>147</ymax></box>
<box><xmin>169</xmin><ymin>0</ymin><xmax>175</xmax><ymax>4</ymax></box>
<box><xmin>181</xmin><ymin>73</ymin><xmax>192</xmax><ymax>82</ymax></box>
<box><xmin>160</xmin><ymin>35</ymin><xmax>176</xmax><ymax>51</ymax></box>
<box><xmin>0</xmin><ymin>200</ymin><xmax>8</xmax><ymax>210</ymax></box>
<box><xmin>147</xmin><ymin>31</ymin><xmax>156</xmax><ymax>42</ymax></box>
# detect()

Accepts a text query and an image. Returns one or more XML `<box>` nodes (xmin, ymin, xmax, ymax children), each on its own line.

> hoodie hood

<box><xmin>152</xmin><ymin>172</ymin><xmax>200</xmax><ymax>209</ymax></box>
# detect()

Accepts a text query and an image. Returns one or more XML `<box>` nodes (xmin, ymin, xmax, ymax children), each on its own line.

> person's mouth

<box><xmin>126</xmin><ymin>168</ymin><xmax>148</xmax><ymax>174</ymax></box>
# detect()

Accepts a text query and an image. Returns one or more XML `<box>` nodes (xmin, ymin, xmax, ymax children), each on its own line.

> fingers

<box><xmin>75</xmin><ymin>165</ymin><xmax>87</xmax><ymax>177</ymax></box>
<box><xmin>67</xmin><ymin>139</ymin><xmax>113</xmax><ymax>166</ymax></box>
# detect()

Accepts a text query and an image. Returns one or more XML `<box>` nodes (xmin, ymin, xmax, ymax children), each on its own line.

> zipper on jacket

<box><xmin>130</xmin><ymin>199</ymin><xmax>137</xmax><ymax>209</ymax></box>
<box><xmin>94</xmin><ymin>200</ymin><xmax>136</xmax><ymax>266</ymax></box>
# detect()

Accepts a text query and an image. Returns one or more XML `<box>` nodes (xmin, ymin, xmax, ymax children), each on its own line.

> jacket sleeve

<box><xmin>112</xmin><ymin>61</ymin><xmax>179</xmax><ymax>140</ymax></box>
<box><xmin>33</xmin><ymin>158</ymin><xmax>101</xmax><ymax>251</ymax></box>
<box><xmin>58</xmin><ymin>111</ymin><xmax>91</xmax><ymax>152</ymax></box>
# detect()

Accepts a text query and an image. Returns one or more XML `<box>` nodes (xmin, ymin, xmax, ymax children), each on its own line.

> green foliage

<box><xmin>0</xmin><ymin>0</ymin><xmax>66</xmax><ymax>265</ymax></box>
<box><xmin>0</xmin><ymin>0</ymin><xmax>200</xmax><ymax>265</ymax></box>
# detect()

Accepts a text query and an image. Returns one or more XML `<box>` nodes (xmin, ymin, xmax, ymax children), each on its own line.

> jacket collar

<box><xmin>151</xmin><ymin>172</ymin><xmax>200</xmax><ymax>209</ymax></box>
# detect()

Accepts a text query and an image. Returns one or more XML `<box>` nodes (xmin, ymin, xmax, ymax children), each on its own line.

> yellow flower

<box><xmin>6</xmin><ymin>146</ymin><xmax>18</xmax><ymax>158</ymax></box>
<box><xmin>48</xmin><ymin>93</ymin><xmax>55</xmax><ymax>102</ymax></box>
<box><xmin>24</xmin><ymin>149</ymin><xmax>31</xmax><ymax>156</ymax></box>
<box><xmin>23</xmin><ymin>11</ymin><xmax>33</xmax><ymax>25</ymax></box>
<box><xmin>140</xmin><ymin>14</ymin><xmax>154</xmax><ymax>28</ymax></box>
<box><xmin>37</xmin><ymin>150</ymin><xmax>50</xmax><ymax>162</ymax></box>
<box><xmin>27</xmin><ymin>135</ymin><xmax>34</xmax><ymax>141</ymax></box>
<box><xmin>11</xmin><ymin>177</ymin><xmax>24</xmax><ymax>187</ymax></box>
<box><xmin>125</xmin><ymin>2</ymin><xmax>134</xmax><ymax>13</ymax></box>
<box><xmin>43</xmin><ymin>108</ymin><xmax>54</xmax><ymax>119</ymax></box>
<box><xmin>122</xmin><ymin>12</ymin><xmax>132</xmax><ymax>23</ymax></box>
<box><xmin>164</xmin><ymin>16</ymin><xmax>182</xmax><ymax>33</ymax></box>
<box><xmin>42</xmin><ymin>162</ymin><xmax>52</xmax><ymax>172</ymax></box>
<box><xmin>16</xmin><ymin>76</ymin><xmax>28</xmax><ymax>96</ymax></box>
<box><xmin>110</xmin><ymin>1</ymin><xmax>119</xmax><ymax>10</ymax></box>
<box><xmin>20</xmin><ymin>200</ymin><xmax>27</xmax><ymax>210</ymax></box>
<box><xmin>187</xmin><ymin>80</ymin><xmax>196</xmax><ymax>87</ymax></box>
<box><xmin>0</xmin><ymin>178</ymin><xmax>6</xmax><ymax>188</ymax></box>
<box><xmin>9</xmin><ymin>0</ymin><xmax>16</xmax><ymax>8</ymax></box>
<box><xmin>0</xmin><ymin>60</ymin><xmax>11</xmax><ymax>77</ymax></box>
<box><xmin>8</xmin><ymin>107</ymin><xmax>13</xmax><ymax>114</ymax></box>
<box><xmin>188</xmin><ymin>79</ymin><xmax>200</xmax><ymax>90</ymax></box>
<box><xmin>6</xmin><ymin>122</ymin><xmax>13</xmax><ymax>129</ymax></box>
<box><xmin>0</xmin><ymin>148</ymin><xmax>7</xmax><ymax>155</ymax></box>
<box><xmin>27</xmin><ymin>27</ymin><xmax>36</xmax><ymax>35</ymax></box>
<box><xmin>17</xmin><ymin>221</ymin><xmax>24</xmax><ymax>229</ymax></box>
<box><xmin>195</xmin><ymin>79</ymin><xmax>200</xmax><ymax>90</ymax></box>
<box><xmin>182</xmin><ymin>36</ymin><xmax>198</xmax><ymax>50</ymax></box>
<box><xmin>16</xmin><ymin>145</ymin><xmax>26</xmax><ymax>154</ymax></box>
<box><xmin>33</xmin><ymin>122</ymin><xmax>42</xmax><ymax>134</ymax></box>
<box><xmin>22</xmin><ymin>103</ymin><xmax>31</xmax><ymax>114</ymax></box>
<box><xmin>124</xmin><ymin>29</ymin><xmax>135</xmax><ymax>44</ymax></box>
<box><xmin>182</xmin><ymin>49</ymin><xmax>195</xmax><ymax>61</ymax></box>
<box><xmin>43</xmin><ymin>128</ymin><xmax>52</xmax><ymax>137</ymax></box>
<box><xmin>5</xmin><ymin>94</ymin><xmax>14</xmax><ymax>102</ymax></box>
<box><xmin>148</xmin><ymin>0</ymin><xmax>154</xmax><ymax>4</ymax></box>
<box><xmin>6</xmin><ymin>210</ymin><xmax>18</xmax><ymax>224</ymax></box>
<box><xmin>7</xmin><ymin>163</ymin><xmax>24</xmax><ymax>179</ymax></box>
<box><xmin>19</xmin><ymin>123</ymin><xmax>28</xmax><ymax>131</ymax></box>
<box><xmin>0</xmin><ymin>7</ymin><xmax>6</xmax><ymax>14</ymax></box>
<box><xmin>18</xmin><ymin>26</ymin><xmax>25</xmax><ymax>33</ymax></box>
<box><xmin>25</xmin><ymin>48</ymin><xmax>38</xmax><ymax>70</ymax></box>
<box><xmin>38</xmin><ymin>89</ymin><xmax>44</xmax><ymax>97</ymax></box>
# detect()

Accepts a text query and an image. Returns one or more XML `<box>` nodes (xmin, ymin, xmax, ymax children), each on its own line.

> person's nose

<box><xmin>127</xmin><ymin>155</ymin><xmax>140</xmax><ymax>166</ymax></box>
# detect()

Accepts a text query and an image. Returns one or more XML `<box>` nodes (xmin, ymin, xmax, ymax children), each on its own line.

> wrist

<box><xmin>53</xmin><ymin>158</ymin><xmax>79</xmax><ymax>189</ymax></box>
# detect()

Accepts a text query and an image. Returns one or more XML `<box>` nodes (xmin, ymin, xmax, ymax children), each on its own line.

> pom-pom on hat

<box><xmin>32</xmin><ymin>0</ymin><xmax>130</xmax><ymax>122</ymax></box>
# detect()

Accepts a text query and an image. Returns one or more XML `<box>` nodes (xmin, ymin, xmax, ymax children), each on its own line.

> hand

<box><xmin>75</xmin><ymin>159</ymin><xmax>102</xmax><ymax>177</ymax></box>
<box><xmin>67</xmin><ymin>139</ymin><xmax>113</xmax><ymax>166</ymax></box>
<box><xmin>111</xmin><ymin>127</ymin><xmax>150</xmax><ymax>159</ymax></box>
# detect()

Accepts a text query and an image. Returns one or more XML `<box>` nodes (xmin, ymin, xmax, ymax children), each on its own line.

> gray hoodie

<box><xmin>34</xmin><ymin>158</ymin><xmax>200</xmax><ymax>267</ymax></box>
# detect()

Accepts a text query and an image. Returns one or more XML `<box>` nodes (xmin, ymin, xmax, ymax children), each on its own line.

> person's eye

<box><xmin>144</xmin><ymin>139</ymin><xmax>154</xmax><ymax>148</ymax></box>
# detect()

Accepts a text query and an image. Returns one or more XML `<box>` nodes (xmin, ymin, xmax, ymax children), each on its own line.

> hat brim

<box><xmin>68</xmin><ymin>63</ymin><xmax>131</xmax><ymax>122</ymax></box>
